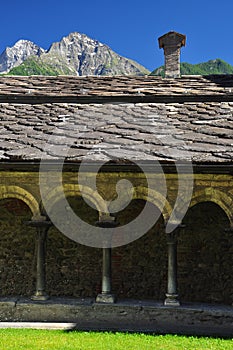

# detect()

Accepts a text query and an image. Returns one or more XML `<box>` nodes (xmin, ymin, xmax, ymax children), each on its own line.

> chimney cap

<box><xmin>158</xmin><ymin>31</ymin><xmax>186</xmax><ymax>49</ymax></box>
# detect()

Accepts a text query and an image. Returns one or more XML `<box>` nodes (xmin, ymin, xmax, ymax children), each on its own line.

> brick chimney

<box><xmin>158</xmin><ymin>31</ymin><xmax>186</xmax><ymax>78</ymax></box>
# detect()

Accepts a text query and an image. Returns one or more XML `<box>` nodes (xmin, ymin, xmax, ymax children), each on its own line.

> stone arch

<box><xmin>0</xmin><ymin>185</ymin><xmax>40</xmax><ymax>218</ymax></box>
<box><xmin>133</xmin><ymin>186</ymin><xmax>172</xmax><ymax>223</ymax></box>
<box><xmin>109</xmin><ymin>185</ymin><xmax>171</xmax><ymax>223</ymax></box>
<box><xmin>43</xmin><ymin>184</ymin><xmax>103</xmax><ymax>296</ymax></box>
<box><xmin>41</xmin><ymin>184</ymin><xmax>108</xmax><ymax>215</ymax></box>
<box><xmin>0</xmin><ymin>187</ymin><xmax>37</xmax><ymax>296</ymax></box>
<box><xmin>178</xmin><ymin>201</ymin><xmax>232</xmax><ymax>304</ymax></box>
<box><xmin>190</xmin><ymin>188</ymin><xmax>232</xmax><ymax>226</ymax></box>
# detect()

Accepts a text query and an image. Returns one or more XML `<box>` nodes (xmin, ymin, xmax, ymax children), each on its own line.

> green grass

<box><xmin>0</xmin><ymin>330</ymin><xmax>232</xmax><ymax>350</ymax></box>
<box><xmin>6</xmin><ymin>56</ymin><xmax>73</xmax><ymax>76</ymax></box>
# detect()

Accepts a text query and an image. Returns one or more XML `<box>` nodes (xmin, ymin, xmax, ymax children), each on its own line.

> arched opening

<box><xmin>178</xmin><ymin>201</ymin><xmax>232</xmax><ymax>304</ymax></box>
<box><xmin>112</xmin><ymin>199</ymin><xmax>166</xmax><ymax>300</ymax></box>
<box><xmin>0</xmin><ymin>198</ymin><xmax>35</xmax><ymax>296</ymax></box>
<box><xmin>46</xmin><ymin>195</ymin><xmax>102</xmax><ymax>297</ymax></box>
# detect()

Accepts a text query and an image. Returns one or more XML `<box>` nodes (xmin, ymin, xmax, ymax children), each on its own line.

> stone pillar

<box><xmin>164</xmin><ymin>225</ymin><xmax>184</xmax><ymax>306</ymax></box>
<box><xmin>26</xmin><ymin>219</ymin><xmax>51</xmax><ymax>301</ymax></box>
<box><xmin>96</xmin><ymin>216</ymin><xmax>117</xmax><ymax>303</ymax></box>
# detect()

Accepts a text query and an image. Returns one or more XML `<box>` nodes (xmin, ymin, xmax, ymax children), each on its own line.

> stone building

<box><xmin>0</xmin><ymin>32</ymin><xmax>233</xmax><ymax>331</ymax></box>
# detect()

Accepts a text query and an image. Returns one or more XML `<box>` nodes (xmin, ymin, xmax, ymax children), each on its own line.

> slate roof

<box><xmin>0</xmin><ymin>75</ymin><xmax>233</xmax><ymax>100</ymax></box>
<box><xmin>0</xmin><ymin>75</ymin><xmax>233</xmax><ymax>164</ymax></box>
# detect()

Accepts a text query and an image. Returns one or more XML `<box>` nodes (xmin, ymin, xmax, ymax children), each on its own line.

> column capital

<box><xmin>26</xmin><ymin>219</ymin><xmax>52</xmax><ymax>229</ymax></box>
<box><xmin>96</xmin><ymin>214</ymin><xmax>118</xmax><ymax>228</ymax></box>
<box><xmin>166</xmin><ymin>224</ymin><xmax>185</xmax><ymax>243</ymax></box>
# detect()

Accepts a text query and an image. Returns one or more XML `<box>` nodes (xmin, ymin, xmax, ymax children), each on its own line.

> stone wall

<box><xmin>0</xmin><ymin>199</ymin><xmax>35</xmax><ymax>296</ymax></box>
<box><xmin>178</xmin><ymin>201</ymin><xmax>233</xmax><ymax>304</ymax></box>
<box><xmin>0</xmin><ymin>197</ymin><xmax>232</xmax><ymax>304</ymax></box>
<box><xmin>0</xmin><ymin>170</ymin><xmax>232</xmax><ymax>304</ymax></box>
<box><xmin>46</xmin><ymin>196</ymin><xmax>102</xmax><ymax>297</ymax></box>
<box><xmin>0</xmin><ymin>197</ymin><xmax>167</xmax><ymax>300</ymax></box>
<box><xmin>112</xmin><ymin>200</ymin><xmax>167</xmax><ymax>300</ymax></box>
<box><xmin>164</xmin><ymin>46</ymin><xmax>181</xmax><ymax>78</ymax></box>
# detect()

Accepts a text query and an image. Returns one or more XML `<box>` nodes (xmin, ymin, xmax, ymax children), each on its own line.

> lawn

<box><xmin>0</xmin><ymin>330</ymin><xmax>232</xmax><ymax>350</ymax></box>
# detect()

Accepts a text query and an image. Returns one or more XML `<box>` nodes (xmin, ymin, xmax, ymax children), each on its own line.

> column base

<box><xmin>31</xmin><ymin>291</ymin><xmax>49</xmax><ymax>301</ymax></box>
<box><xmin>96</xmin><ymin>293</ymin><xmax>116</xmax><ymax>304</ymax></box>
<box><xmin>164</xmin><ymin>293</ymin><xmax>180</xmax><ymax>306</ymax></box>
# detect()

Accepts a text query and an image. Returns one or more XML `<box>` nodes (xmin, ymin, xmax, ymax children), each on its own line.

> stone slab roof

<box><xmin>0</xmin><ymin>75</ymin><xmax>233</xmax><ymax>164</ymax></box>
<box><xmin>0</xmin><ymin>101</ymin><xmax>232</xmax><ymax>164</ymax></box>
<box><xmin>0</xmin><ymin>75</ymin><xmax>233</xmax><ymax>101</ymax></box>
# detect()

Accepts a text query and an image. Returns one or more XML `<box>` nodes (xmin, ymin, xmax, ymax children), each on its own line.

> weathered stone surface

<box><xmin>0</xmin><ymin>101</ymin><xmax>232</xmax><ymax>163</ymax></box>
<box><xmin>96</xmin><ymin>293</ymin><xmax>116</xmax><ymax>303</ymax></box>
<box><xmin>0</xmin><ymin>199</ymin><xmax>35</xmax><ymax>296</ymax></box>
<box><xmin>159</xmin><ymin>31</ymin><xmax>186</xmax><ymax>78</ymax></box>
<box><xmin>0</xmin><ymin>71</ymin><xmax>232</xmax><ymax>336</ymax></box>
<box><xmin>178</xmin><ymin>202</ymin><xmax>233</xmax><ymax>304</ymax></box>
<box><xmin>0</xmin><ymin>75</ymin><xmax>233</xmax><ymax>98</ymax></box>
<box><xmin>1</xmin><ymin>297</ymin><xmax>233</xmax><ymax>337</ymax></box>
<box><xmin>0</xmin><ymin>194</ymin><xmax>232</xmax><ymax>304</ymax></box>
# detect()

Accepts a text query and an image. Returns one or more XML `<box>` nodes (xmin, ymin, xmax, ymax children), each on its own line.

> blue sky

<box><xmin>1</xmin><ymin>0</ymin><xmax>233</xmax><ymax>71</ymax></box>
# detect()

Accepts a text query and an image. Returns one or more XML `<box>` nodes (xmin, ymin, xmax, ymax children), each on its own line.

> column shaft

<box><xmin>96</xmin><ymin>217</ymin><xmax>116</xmax><ymax>303</ymax></box>
<box><xmin>27</xmin><ymin>220</ymin><xmax>51</xmax><ymax>301</ymax></box>
<box><xmin>102</xmin><ymin>248</ymin><xmax>112</xmax><ymax>294</ymax></box>
<box><xmin>167</xmin><ymin>240</ymin><xmax>177</xmax><ymax>295</ymax></box>
<box><xmin>34</xmin><ymin>227</ymin><xmax>48</xmax><ymax>298</ymax></box>
<box><xmin>164</xmin><ymin>231</ymin><xmax>180</xmax><ymax>306</ymax></box>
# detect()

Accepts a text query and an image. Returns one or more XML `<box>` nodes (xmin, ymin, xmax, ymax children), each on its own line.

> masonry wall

<box><xmin>0</xmin><ymin>170</ymin><xmax>232</xmax><ymax>304</ymax></box>
<box><xmin>46</xmin><ymin>196</ymin><xmax>102</xmax><ymax>297</ymax></box>
<box><xmin>112</xmin><ymin>200</ymin><xmax>167</xmax><ymax>300</ymax></box>
<box><xmin>0</xmin><ymin>199</ymin><xmax>35</xmax><ymax>296</ymax></box>
<box><xmin>178</xmin><ymin>201</ymin><xmax>233</xmax><ymax>304</ymax></box>
<box><xmin>0</xmin><ymin>197</ymin><xmax>167</xmax><ymax>300</ymax></box>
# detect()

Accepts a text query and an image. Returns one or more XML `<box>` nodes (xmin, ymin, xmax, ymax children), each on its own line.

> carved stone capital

<box><xmin>26</xmin><ymin>219</ymin><xmax>52</xmax><ymax>229</ymax></box>
<box><xmin>166</xmin><ymin>224</ymin><xmax>185</xmax><ymax>243</ymax></box>
<box><xmin>96</xmin><ymin>215</ymin><xmax>118</xmax><ymax>228</ymax></box>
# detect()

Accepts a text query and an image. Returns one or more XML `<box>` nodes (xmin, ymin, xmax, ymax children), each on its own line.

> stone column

<box><xmin>96</xmin><ymin>216</ymin><xmax>117</xmax><ymax>303</ymax></box>
<box><xmin>164</xmin><ymin>225</ymin><xmax>184</xmax><ymax>306</ymax></box>
<box><xmin>26</xmin><ymin>219</ymin><xmax>51</xmax><ymax>301</ymax></box>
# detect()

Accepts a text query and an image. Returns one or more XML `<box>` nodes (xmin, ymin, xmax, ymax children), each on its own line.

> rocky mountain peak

<box><xmin>54</xmin><ymin>32</ymin><xmax>102</xmax><ymax>50</ymax></box>
<box><xmin>45</xmin><ymin>32</ymin><xmax>147</xmax><ymax>76</ymax></box>
<box><xmin>1</xmin><ymin>32</ymin><xmax>149</xmax><ymax>76</ymax></box>
<box><xmin>0</xmin><ymin>40</ymin><xmax>44</xmax><ymax>73</ymax></box>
